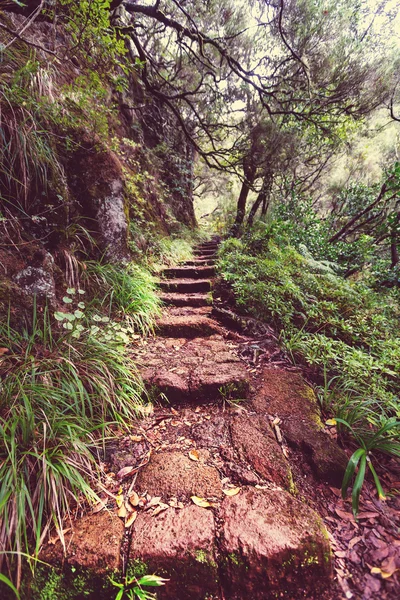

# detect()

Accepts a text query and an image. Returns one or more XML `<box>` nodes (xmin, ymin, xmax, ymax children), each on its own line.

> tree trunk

<box><xmin>231</xmin><ymin>175</ymin><xmax>254</xmax><ymax>236</ymax></box>
<box><xmin>390</xmin><ymin>212</ymin><xmax>400</xmax><ymax>268</ymax></box>
<box><xmin>247</xmin><ymin>173</ymin><xmax>273</xmax><ymax>227</ymax></box>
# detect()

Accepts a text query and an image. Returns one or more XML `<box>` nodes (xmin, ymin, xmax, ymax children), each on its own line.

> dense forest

<box><xmin>0</xmin><ymin>1</ymin><xmax>399</xmax><ymax>599</ymax></box>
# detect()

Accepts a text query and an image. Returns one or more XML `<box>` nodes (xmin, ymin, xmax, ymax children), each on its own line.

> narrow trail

<box><xmin>43</xmin><ymin>239</ymin><xmax>397</xmax><ymax>600</ymax></box>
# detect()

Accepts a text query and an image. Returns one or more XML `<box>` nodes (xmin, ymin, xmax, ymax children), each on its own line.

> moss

<box><xmin>126</xmin><ymin>558</ymin><xmax>149</xmax><ymax>580</ymax></box>
<box><xmin>18</xmin><ymin>564</ymin><xmax>118</xmax><ymax>600</ymax></box>
<box><xmin>194</xmin><ymin>549</ymin><xmax>217</xmax><ymax>569</ymax></box>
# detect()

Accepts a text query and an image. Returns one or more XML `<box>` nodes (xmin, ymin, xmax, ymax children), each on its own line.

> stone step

<box><xmin>162</xmin><ymin>265</ymin><xmax>215</xmax><ymax>279</ymax></box>
<box><xmin>156</xmin><ymin>315</ymin><xmax>223</xmax><ymax>338</ymax></box>
<box><xmin>159</xmin><ymin>278</ymin><xmax>211</xmax><ymax>293</ymax></box>
<box><xmin>158</xmin><ymin>292</ymin><xmax>212</xmax><ymax>307</ymax></box>
<box><xmin>186</xmin><ymin>255</ymin><xmax>215</xmax><ymax>264</ymax></box>
<box><xmin>138</xmin><ymin>337</ymin><xmax>249</xmax><ymax>403</ymax></box>
<box><xmin>193</xmin><ymin>248</ymin><xmax>216</xmax><ymax>256</ymax></box>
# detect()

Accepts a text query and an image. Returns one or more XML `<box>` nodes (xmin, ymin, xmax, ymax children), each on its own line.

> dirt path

<box><xmin>43</xmin><ymin>240</ymin><xmax>400</xmax><ymax>600</ymax></box>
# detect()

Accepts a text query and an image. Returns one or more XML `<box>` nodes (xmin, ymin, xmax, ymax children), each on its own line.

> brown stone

<box><xmin>253</xmin><ymin>368</ymin><xmax>347</xmax><ymax>484</ymax></box>
<box><xmin>230</xmin><ymin>414</ymin><xmax>294</xmax><ymax>491</ymax></box>
<box><xmin>135</xmin><ymin>450</ymin><xmax>222</xmax><ymax>499</ymax></box>
<box><xmin>129</xmin><ymin>505</ymin><xmax>218</xmax><ymax>600</ymax></box>
<box><xmin>155</xmin><ymin>314</ymin><xmax>223</xmax><ymax>338</ymax></box>
<box><xmin>192</xmin><ymin>414</ymin><xmax>231</xmax><ymax>447</ymax></box>
<box><xmin>138</xmin><ymin>337</ymin><xmax>249</xmax><ymax>403</ymax></box>
<box><xmin>158</xmin><ymin>278</ymin><xmax>211</xmax><ymax>293</ymax></box>
<box><xmin>158</xmin><ymin>292</ymin><xmax>212</xmax><ymax>307</ymax></box>
<box><xmin>40</xmin><ymin>511</ymin><xmax>123</xmax><ymax>573</ymax></box>
<box><xmin>220</xmin><ymin>487</ymin><xmax>332</xmax><ymax>599</ymax></box>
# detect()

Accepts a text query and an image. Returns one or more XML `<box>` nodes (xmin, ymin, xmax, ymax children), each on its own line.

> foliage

<box><xmin>0</xmin><ymin>299</ymin><xmax>146</xmax><ymax>583</ymax></box>
<box><xmin>110</xmin><ymin>574</ymin><xmax>168</xmax><ymax>600</ymax></box>
<box><xmin>83</xmin><ymin>262</ymin><xmax>161</xmax><ymax>334</ymax></box>
<box><xmin>218</xmin><ymin>222</ymin><xmax>400</xmax><ymax>460</ymax></box>
<box><xmin>337</xmin><ymin>417</ymin><xmax>400</xmax><ymax>515</ymax></box>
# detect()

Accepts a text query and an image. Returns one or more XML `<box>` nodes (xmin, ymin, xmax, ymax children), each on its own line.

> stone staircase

<box><xmin>41</xmin><ymin>239</ymin><xmax>349</xmax><ymax>600</ymax></box>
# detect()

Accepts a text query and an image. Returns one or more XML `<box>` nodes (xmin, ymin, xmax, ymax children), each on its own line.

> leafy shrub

<box><xmin>218</xmin><ymin>222</ymin><xmax>400</xmax><ymax>444</ymax></box>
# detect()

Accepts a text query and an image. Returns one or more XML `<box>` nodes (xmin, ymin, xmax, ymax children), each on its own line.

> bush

<box><xmin>218</xmin><ymin>223</ymin><xmax>400</xmax><ymax>436</ymax></box>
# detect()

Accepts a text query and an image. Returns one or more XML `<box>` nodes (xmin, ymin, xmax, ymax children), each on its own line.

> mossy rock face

<box><xmin>253</xmin><ymin>368</ymin><xmax>347</xmax><ymax>485</ymax></box>
<box><xmin>129</xmin><ymin>504</ymin><xmax>219</xmax><ymax>599</ymax></box>
<box><xmin>219</xmin><ymin>487</ymin><xmax>332</xmax><ymax>599</ymax></box>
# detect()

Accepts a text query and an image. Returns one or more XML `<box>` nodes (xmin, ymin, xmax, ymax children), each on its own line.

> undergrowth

<box><xmin>218</xmin><ymin>223</ymin><xmax>400</xmax><ymax>467</ymax></box>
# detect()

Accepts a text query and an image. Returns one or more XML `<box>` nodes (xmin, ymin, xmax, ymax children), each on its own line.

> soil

<box><xmin>42</xmin><ymin>239</ymin><xmax>400</xmax><ymax>600</ymax></box>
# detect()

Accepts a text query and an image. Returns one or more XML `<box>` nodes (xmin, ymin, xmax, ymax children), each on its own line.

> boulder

<box><xmin>220</xmin><ymin>487</ymin><xmax>332</xmax><ymax>599</ymax></box>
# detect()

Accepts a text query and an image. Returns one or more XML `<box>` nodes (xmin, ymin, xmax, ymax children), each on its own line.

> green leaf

<box><xmin>74</xmin><ymin>310</ymin><xmax>84</xmax><ymax>319</ymax></box>
<box><xmin>54</xmin><ymin>312</ymin><xmax>68</xmax><ymax>321</ymax></box>
<box><xmin>101</xmin><ymin>316</ymin><xmax>110</xmax><ymax>323</ymax></box>
<box><xmin>66</xmin><ymin>288</ymin><xmax>76</xmax><ymax>295</ymax></box>
<box><xmin>341</xmin><ymin>448</ymin><xmax>365</xmax><ymax>500</ymax></box>
<box><xmin>63</xmin><ymin>296</ymin><xmax>73</xmax><ymax>304</ymax></box>
<box><xmin>0</xmin><ymin>574</ymin><xmax>20</xmax><ymax>599</ymax></box>
<box><xmin>63</xmin><ymin>322</ymin><xmax>73</xmax><ymax>330</ymax></box>
<box><xmin>78</xmin><ymin>302</ymin><xmax>85</xmax><ymax>309</ymax></box>
<box><xmin>352</xmin><ymin>452</ymin><xmax>367</xmax><ymax>516</ymax></box>
<box><xmin>92</xmin><ymin>315</ymin><xmax>102</xmax><ymax>322</ymax></box>
<box><xmin>77</xmin><ymin>289</ymin><xmax>86</xmax><ymax>295</ymax></box>
<box><xmin>137</xmin><ymin>575</ymin><xmax>168</xmax><ymax>587</ymax></box>
<box><xmin>368</xmin><ymin>461</ymin><xmax>386</xmax><ymax>500</ymax></box>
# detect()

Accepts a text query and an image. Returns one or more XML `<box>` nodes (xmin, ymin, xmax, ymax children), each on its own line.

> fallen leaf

<box><xmin>117</xmin><ymin>465</ymin><xmax>135</xmax><ymax>480</ymax></box>
<box><xmin>125</xmin><ymin>511</ymin><xmax>138</xmax><ymax>527</ymax></box>
<box><xmin>326</xmin><ymin>419</ymin><xmax>337</xmax><ymax>426</ymax></box>
<box><xmin>223</xmin><ymin>487</ymin><xmax>241</xmax><ymax>496</ymax></box>
<box><xmin>191</xmin><ymin>496</ymin><xmax>212</xmax><ymax>508</ymax></box>
<box><xmin>357</xmin><ymin>511</ymin><xmax>379</xmax><ymax>520</ymax></box>
<box><xmin>170</xmin><ymin>408</ymin><xmax>179</xmax><ymax>416</ymax></box>
<box><xmin>116</xmin><ymin>488</ymin><xmax>124</xmax><ymax>508</ymax></box>
<box><xmin>0</xmin><ymin>348</ymin><xmax>9</xmax><ymax>356</ymax></box>
<box><xmin>146</xmin><ymin>496</ymin><xmax>162</xmax><ymax>509</ymax></box>
<box><xmin>129</xmin><ymin>491</ymin><xmax>140</xmax><ymax>507</ymax></box>
<box><xmin>335</xmin><ymin>508</ymin><xmax>355</xmax><ymax>521</ymax></box>
<box><xmin>117</xmin><ymin>504</ymin><xmax>127</xmax><ymax>518</ymax></box>
<box><xmin>188</xmin><ymin>449</ymin><xmax>200</xmax><ymax>461</ymax></box>
<box><xmin>152</xmin><ymin>503</ymin><xmax>169</xmax><ymax>516</ymax></box>
<box><xmin>348</xmin><ymin>536</ymin><xmax>363</xmax><ymax>550</ymax></box>
<box><xmin>92</xmin><ymin>501</ymin><xmax>106</xmax><ymax>514</ymax></box>
<box><xmin>130</xmin><ymin>435</ymin><xmax>143</xmax><ymax>442</ymax></box>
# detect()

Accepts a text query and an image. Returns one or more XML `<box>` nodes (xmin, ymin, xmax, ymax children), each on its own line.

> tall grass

<box><xmin>0</xmin><ymin>304</ymin><xmax>146</xmax><ymax>585</ymax></box>
<box><xmin>83</xmin><ymin>262</ymin><xmax>162</xmax><ymax>334</ymax></box>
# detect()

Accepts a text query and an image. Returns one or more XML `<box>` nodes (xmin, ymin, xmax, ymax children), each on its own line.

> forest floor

<box><xmin>45</xmin><ymin>240</ymin><xmax>400</xmax><ymax>600</ymax></box>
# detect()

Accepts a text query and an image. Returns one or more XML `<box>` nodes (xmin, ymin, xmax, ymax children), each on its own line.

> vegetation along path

<box><xmin>35</xmin><ymin>238</ymin><xmax>398</xmax><ymax>600</ymax></box>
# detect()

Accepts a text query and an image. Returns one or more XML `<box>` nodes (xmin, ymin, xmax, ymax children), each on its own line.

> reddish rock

<box><xmin>40</xmin><ymin>511</ymin><xmax>123</xmax><ymax>572</ymax></box>
<box><xmin>137</xmin><ymin>337</ymin><xmax>248</xmax><ymax>403</ymax></box>
<box><xmin>220</xmin><ymin>487</ymin><xmax>332</xmax><ymax>599</ymax></box>
<box><xmin>253</xmin><ymin>368</ymin><xmax>347</xmax><ymax>484</ymax></box>
<box><xmin>230</xmin><ymin>414</ymin><xmax>294</xmax><ymax>491</ymax></box>
<box><xmin>158</xmin><ymin>278</ymin><xmax>211</xmax><ymax>293</ymax></box>
<box><xmin>129</xmin><ymin>505</ymin><xmax>218</xmax><ymax>600</ymax></box>
<box><xmin>135</xmin><ymin>450</ymin><xmax>222</xmax><ymax>499</ymax></box>
<box><xmin>162</xmin><ymin>265</ymin><xmax>215</xmax><ymax>279</ymax></box>
<box><xmin>155</xmin><ymin>314</ymin><xmax>223</xmax><ymax>338</ymax></box>
<box><xmin>158</xmin><ymin>292</ymin><xmax>212</xmax><ymax>307</ymax></box>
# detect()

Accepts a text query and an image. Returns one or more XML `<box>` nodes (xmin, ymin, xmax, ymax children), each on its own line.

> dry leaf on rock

<box><xmin>116</xmin><ymin>488</ymin><xmax>124</xmax><ymax>508</ymax></box>
<box><xmin>117</xmin><ymin>466</ymin><xmax>135</xmax><ymax>480</ymax></box>
<box><xmin>223</xmin><ymin>487</ymin><xmax>241</xmax><ymax>496</ymax></box>
<box><xmin>125</xmin><ymin>511</ymin><xmax>138</xmax><ymax>527</ymax></box>
<box><xmin>117</xmin><ymin>504</ymin><xmax>127</xmax><ymax>518</ymax></box>
<box><xmin>146</xmin><ymin>496</ymin><xmax>161</xmax><ymax>509</ymax></box>
<box><xmin>191</xmin><ymin>496</ymin><xmax>212</xmax><ymax>508</ymax></box>
<box><xmin>188</xmin><ymin>449</ymin><xmax>200</xmax><ymax>461</ymax></box>
<box><xmin>92</xmin><ymin>501</ymin><xmax>106</xmax><ymax>514</ymax></box>
<box><xmin>152</xmin><ymin>503</ymin><xmax>169</xmax><ymax>516</ymax></box>
<box><xmin>129</xmin><ymin>491</ymin><xmax>140</xmax><ymax>507</ymax></box>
